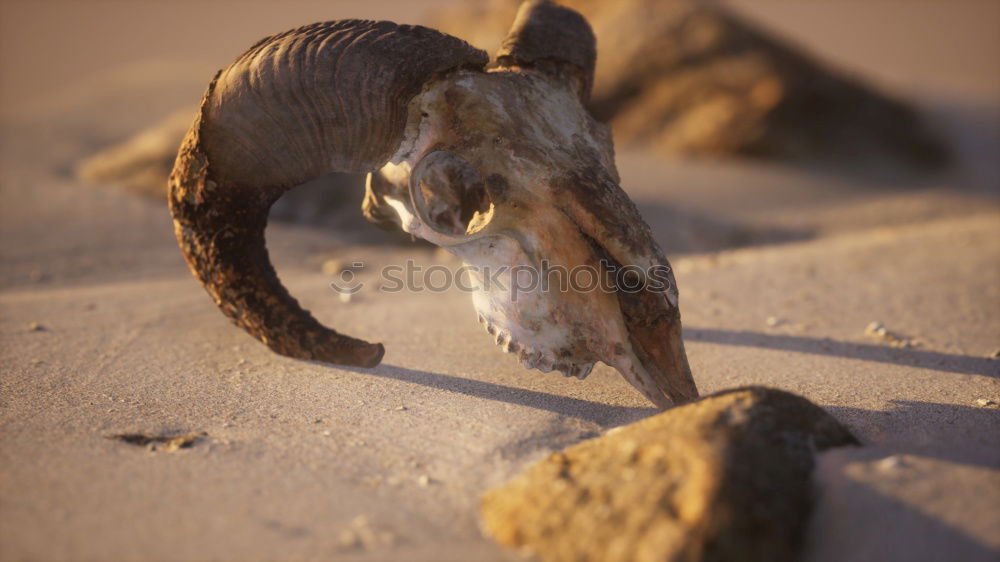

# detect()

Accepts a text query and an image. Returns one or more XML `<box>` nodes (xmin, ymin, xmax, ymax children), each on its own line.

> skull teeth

<box><xmin>557</xmin><ymin>362</ymin><xmax>594</xmax><ymax>380</ymax></box>
<box><xmin>480</xmin><ymin>316</ymin><xmax>592</xmax><ymax>379</ymax></box>
<box><xmin>504</xmin><ymin>339</ymin><xmax>519</xmax><ymax>354</ymax></box>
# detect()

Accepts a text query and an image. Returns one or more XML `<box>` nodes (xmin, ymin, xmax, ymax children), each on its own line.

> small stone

<box><xmin>865</xmin><ymin>321</ymin><xmax>888</xmax><ymax>337</ymax></box>
<box><xmin>338</xmin><ymin>291</ymin><xmax>353</xmax><ymax>304</ymax></box>
<box><xmin>765</xmin><ymin>316</ymin><xmax>784</xmax><ymax>328</ymax></box>
<box><xmin>877</xmin><ymin>455</ymin><xmax>907</xmax><ymax>471</ymax></box>
<box><xmin>864</xmin><ymin>321</ymin><xmax>916</xmax><ymax>348</ymax></box>
<box><xmin>337</xmin><ymin>530</ymin><xmax>361</xmax><ymax>550</ymax></box>
<box><xmin>394</xmin><ymin>405</ymin><xmax>407</xmax><ymax>411</ymax></box>
<box><xmin>990</xmin><ymin>349</ymin><xmax>1000</xmax><ymax>359</ymax></box>
<box><xmin>322</xmin><ymin>430</ymin><xmax>332</xmax><ymax>436</ymax></box>
<box><xmin>335</xmin><ymin>515</ymin><xmax>396</xmax><ymax>551</ymax></box>
<box><xmin>27</xmin><ymin>322</ymin><xmax>46</xmax><ymax>332</ymax></box>
<box><xmin>321</xmin><ymin>259</ymin><xmax>345</xmax><ymax>276</ymax></box>
<box><xmin>975</xmin><ymin>398</ymin><xmax>998</xmax><ymax>408</ymax></box>
<box><xmin>417</xmin><ymin>474</ymin><xmax>431</xmax><ymax>487</ymax></box>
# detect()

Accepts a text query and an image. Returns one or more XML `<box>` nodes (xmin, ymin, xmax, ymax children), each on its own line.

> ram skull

<box><xmin>169</xmin><ymin>0</ymin><xmax>698</xmax><ymax>408</ymax></box>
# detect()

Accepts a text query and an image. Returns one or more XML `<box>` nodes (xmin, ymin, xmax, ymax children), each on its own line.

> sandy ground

<box><xmin>1</xmin><ymin>1</ymin><xmax>999</xmax><ymax>561</ymax></box>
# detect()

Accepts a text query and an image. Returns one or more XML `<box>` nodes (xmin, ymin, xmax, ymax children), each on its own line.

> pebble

<box><xmin>765</xmin><ymin>316</ymin><xmax>784</xmax><ymax>328</ymax></box>
<box><xmin>321</xmin><ymin>259</ymin><xmax>345</xmax><ymax>276</ymax></box>
<box><xmin>865</xmin><ymin>321</ymin><xmax>888</xmax><ymax>337</ymax></box>
<box><xmin>27</xmin><ymin>322</ymin><xmax>46</xmax><ymax>332</ymax></box>
<box><xmin>336</xmin><ymin>515</ymin><xmax>396</xmax><ymax>550</ymax></box>
<box><xmin>864</xmin><ymin>321</ymin><xmax>917</xmax><ymax>348</ymax></box>
<box><xmin>417</xmin><ymin>474</ymin><xmax>431</xmax><ymax>487</ymax></box>
<box><xmin>877</xmin><ymin>455</ymin><xmax>907</xmax><ymax>471</ymax></box>
<box><xmin>975</xmin><ymin>398</ymin><xmax>998</xmax><ymax>408</ymax></box>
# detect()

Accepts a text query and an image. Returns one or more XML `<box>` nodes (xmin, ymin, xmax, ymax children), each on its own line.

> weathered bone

<box><xmin>172</xmin><ymin>2</ymin><xmax>699</xmax><ymax>407</ymax></box>
<box><xmin>369</xmin><ymin>61</ymin><xmax>698</xmax><ymax>407</ymax></box>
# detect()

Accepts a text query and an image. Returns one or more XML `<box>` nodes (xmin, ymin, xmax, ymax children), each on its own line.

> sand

<box><xmin>1</xmin><ymin>1</ymin><xmax>998</xmax><ymax>561</ymax></box>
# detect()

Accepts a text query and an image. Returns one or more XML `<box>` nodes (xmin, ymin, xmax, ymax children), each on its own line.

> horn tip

<box><xmin>360</xmin><ymin>342</ymin><xmax>386</xmax><ymax>368</ymax></box>
<box><xmin>314</xmin><ymin>340</ymin><xmax>385</xmax><ymax>369</ymax></box>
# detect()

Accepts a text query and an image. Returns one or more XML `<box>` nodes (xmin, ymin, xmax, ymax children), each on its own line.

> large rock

<box><xmin>433</xmin><ymin>0</ymin><xmax>948</xmax><ymax>170</ymax></box>
<box><xmin>480</xmin><ymin>387</ymin><xmax>858</xmax><ymax>562</ymax></box>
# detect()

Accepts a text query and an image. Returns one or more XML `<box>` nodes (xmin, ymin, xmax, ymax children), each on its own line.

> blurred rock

<box><xmin>432</xmin><ymin>0</ymin><xmax>949</xmax><ymax>170</ymax></box>
<box><xmin>75</xmin><ymin>108</ymin><xmax>194</xmax><ymax>199</ymax></box>
<box><xmin>480</xmin><ymin>386</ymin><xmax>858</xmax><ymax>562</ymax></box>
<box><xmin>74</xmin><ymin>107</ymin><xmax>407</xmax><ymax>244</ymax></box>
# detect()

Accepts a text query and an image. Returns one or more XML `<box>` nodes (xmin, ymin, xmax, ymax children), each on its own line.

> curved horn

<box><xmin>169</xmin><ymin>20</ymin><xmax>487</xmax><ymax>367</ymax></box>
<box><xmin>495</xmin><ymin>0</ymin><xmax>596</xmax><ymax>101</ymax></box>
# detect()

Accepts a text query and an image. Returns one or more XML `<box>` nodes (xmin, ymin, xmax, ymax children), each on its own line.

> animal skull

<box><xmin>169</xmin><ymin>0</ymin><xmax>698</xmax><ymax>408</ymax></box>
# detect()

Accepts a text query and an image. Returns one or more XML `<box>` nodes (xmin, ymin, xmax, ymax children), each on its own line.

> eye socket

<box><xmin>410</xmin><ymin>151</ymin><xmax>493</xmax><ymax>237</ymax></box>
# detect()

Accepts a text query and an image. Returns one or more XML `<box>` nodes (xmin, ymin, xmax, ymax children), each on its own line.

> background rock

<box><xmin>75</xmin><ymin>108</ymin><xmax>194</xmax><ymax>199</ymax></box>
<box><xmin>480</xmin><ymin>386</ymin><xmax>858</xmax><ymax>562</ymax></box>
<box><xmin>432</xmin><ymin>0</ymin><xmax>949</xmax><ymax>170</ymax></box>
<box><xmin>74</xmin><ymin>107</ymin><xmax>406</xmax><ymax>245</ymax></box>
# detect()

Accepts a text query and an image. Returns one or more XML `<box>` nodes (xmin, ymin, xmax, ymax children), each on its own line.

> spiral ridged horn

<box><xmin>496</xmin><ymin>0</ymin><xmax>597</xmax><ymax>101</ymax></box>
<box><xmin>169</xmin><ymin>20</ymin><xmax>487</xmax><ymax>367</ymax></box>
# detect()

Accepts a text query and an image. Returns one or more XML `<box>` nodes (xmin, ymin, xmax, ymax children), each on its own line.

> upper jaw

<box><xmin>477</xmin><ymin>312</ymin><xmax>595</xmax><ymax>379</ymax></box>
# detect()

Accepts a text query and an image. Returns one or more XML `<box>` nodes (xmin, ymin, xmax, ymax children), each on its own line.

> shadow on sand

<box><xmin>338</xmin><ymin>328</ymin><xmax>996</xmax><ymax>428</ymax></box>
<box><xmin>337</xmin><ymin>363</ymin><xmax>657</xmax><ymax>427</ymax></box>
<box><xmin>686</xmin><ymin>328</ymin><xmax>999</xmax><ymax>378</ymax></box>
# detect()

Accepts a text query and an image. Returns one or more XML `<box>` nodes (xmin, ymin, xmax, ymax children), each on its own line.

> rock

<box><xmin>480</xmin><ymin>386</ymin><xmax>857</xmax><ymax>562</ymax></box>
<box><xmin>975</xmin><ymin>398</ymin><xmax>998</xmax><ymax>408</ymax></box>
<box><xmin>76</xmin><ymin>108</ymin><xmax>195</xmax><ymax>199</ymax></box>
<box><xmin>336</xmin><ymin>515</ymin><xmax>396</xmax><ymax>551</ymax></box>
<box><xmin>321</xmin><ymin>259</ymin><xmax>347</xmax><ymax>276</ymax></box>
<box><xmin>431</xmin><ymin>0</ymin><xmax>948</xmax><ymax>171</ymax></box>
<box><xmin>74</xmin><ymin>109</ymin><xmax>408</xmax><ymax>244</ymax></box>
<box><xmin>864</xmin><ymin>321</ymin><xmax>917</xmax><ymax>348</ymax></box>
